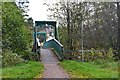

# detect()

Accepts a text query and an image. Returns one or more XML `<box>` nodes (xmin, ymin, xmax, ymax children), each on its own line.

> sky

<box><xmin>27</xmin><ymin>0</ymin><xmax>59</xmax><ymax>21</ymax></box>
<box><xmin>27</xmin><ymin>0</ymin><xmax>117</xmax><ymax>21</ymax></box>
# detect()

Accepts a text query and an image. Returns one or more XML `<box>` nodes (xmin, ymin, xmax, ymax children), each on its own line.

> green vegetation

<box><xmin>64</xmin><ymin>47</ymin><xmax>115</xmax><ymax>61</ymax></box>
<box><xmin>1</xmin><ymin>2</ymin><xmax>42</xmax><ymax>79</ymax></box>
<box><xmin>2</xmin><ymin>50</ymin><xmax>24</xmax><ymax>67</ymax></box>
<box><xmin>60</xmin><ymin>60</ymin><xmax>118</xmax><ymax>78</ymax></box>
<box><xmin>2</xmin><ymin>2</ymin><xmax>34</xmax><ymax>67</ymax></box>
<box><xmin>2</xmin><ymin>61</ymin><xmax>44</xmax><ymax>78</ymax></box>
<box><xmin>2</xmin><ymin>2</ymin><xmax>31</xmax><ymax>53</ymax></box>
<box><xmin>28</xmin><ymin>52</ymin><xmax>40</xmax><ymax>61</ymax></box>
<box><xmin>58</xmin><ymin>27</ymin><xmax>68</xmax><ymax>49</ymax></box>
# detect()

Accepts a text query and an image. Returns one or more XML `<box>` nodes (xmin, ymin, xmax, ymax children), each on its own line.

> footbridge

<box><xmin>32</xmin><ymin>21</ymin><xmax>64</xmax><ymax>60</ymax></box>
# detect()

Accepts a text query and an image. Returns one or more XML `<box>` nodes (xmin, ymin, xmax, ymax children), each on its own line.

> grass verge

<box><xmin>60</xmin><ymin>60</ymin><xmax>118</xmax><ymax>78</ymax></box>
<box><xmin>2</xmin><ymin>61</ymin><xmax>44</xmax><ymax>79</ymax></box>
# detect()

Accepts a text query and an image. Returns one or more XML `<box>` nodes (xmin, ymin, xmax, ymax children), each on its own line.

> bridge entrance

<box><xmin>32</xmin><ymin>21</ymin><xmax>64</xmax><ymax>60</ymax></box>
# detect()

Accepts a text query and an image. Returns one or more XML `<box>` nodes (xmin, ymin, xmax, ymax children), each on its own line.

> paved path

<box><xmin>40</xmin><ymin>49</ymin><xmax>69</xmax><ymax>78</ymax></box>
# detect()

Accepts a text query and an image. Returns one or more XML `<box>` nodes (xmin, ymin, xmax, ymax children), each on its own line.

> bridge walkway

<box><xmin>40</xmin><ymin>49</ymin><xmax>69</xmax><ymax>78</ymax></box>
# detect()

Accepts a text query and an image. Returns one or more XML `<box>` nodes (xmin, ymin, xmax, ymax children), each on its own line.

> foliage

<box><xmin>64</xmin><ymin>48</ymin><xmax>115</xmax><ymax>62</ymax></box>
<box><xmin>60</xmin><ymin>60</ymin><xmax>118</xmax><ymax>78</ymax></box>
<box><xmin>2</xmin><ymin>2</ymin><xmax>32</xmax><ymax>59</ymax></box>
<box><xmin>58</xmin><ymin>27</ymin><xmax>68</xmax><ymax>49</ymax></box>
<box><xmin>85</xmin><ymin>48</ymin><xmax>114</xmax><ymax>61</ymax></box>
<box><xmin>2</xmin><ymin>61</ymin><xmax>44</xmax><ymax>78</ymax></box>
<box><xmin>46</xmin><ymin>1</ymin><xmax>118</xmax><ymax>51</ymax></box>
<box><xmin>28</xmin><ymin>52</ymin><xmax>40</xmax><ymax>61</ymax></box>
<box><xmin>93</xmin><ymin>59</ymin><xmax>115</xmax><ymax>67</ymax></box>
<box><xmin>106</xmin><ymin>48</ymin><xmax>114</xmax><ymax>60</ymax></box>
<box><xmin>2</xmin><ymin>50</ymin><xmax>24</xmax><ymax>67</ymax></box>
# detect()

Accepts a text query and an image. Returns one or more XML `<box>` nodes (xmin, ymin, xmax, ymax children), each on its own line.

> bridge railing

<box><xmin>42</xmin><ymin>38</ymin><xmax>64</xmax><ymax>60</ymax></box>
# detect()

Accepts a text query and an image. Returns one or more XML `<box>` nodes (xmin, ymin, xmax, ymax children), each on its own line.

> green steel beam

<box><xmin>35</xmin><ymin>21</ymin><xmax>58</xmax><ymax>40</ymax></box>
<box><xmin>42</xmin><ymin>39</ymin><xmax>64</xmax><ymax>60</ymax></box>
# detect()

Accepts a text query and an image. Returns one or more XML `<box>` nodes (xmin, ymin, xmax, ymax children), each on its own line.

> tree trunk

<box><xmin>117</xmin><ymin>2</ymin><xmax>120</xmax><ymax>60</ymax></box>
<box><xmin>67</xmin><ymin>2</ymin><xmax>70</xmax><ymax>50</ymax></box>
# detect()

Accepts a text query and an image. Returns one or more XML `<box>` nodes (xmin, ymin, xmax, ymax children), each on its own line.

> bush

<box><xmin>106</xmin><ymin>48</ymin><xmax>114</xmax><ymax>60</ymax></box>
<box><xmin>84</xmin><ymin>48</ymin><xmax>115</xmax><ymax>61</ymax></box>
<box><xmin>19</xmin><ymin>50</ymin><xmax>31</xmax><ymax>60</ymax></box>
<box><xmin>2</xmin><ymin>2</ymin><xmax>32</xmax><ymax>56</ymax></box>
<box><xmin>94</xmin><ymin>59</ymin><xmax>107</xmax><ymax>65</ymax></box>
<box><xmin>64</xmin><ymin>48</ymin><xmax>115</xmax><ymax>62</ymax></box>
<box><xmin>2</xmin><ymin>50</ymin><xmax>24</xmax><ymax>67</ymax></box>
<box><xmin>17</xmin><ymin>50</ymin><xmax>40</xmax><ymax>61</ymax></box>
<box><xmin>28</xmin><ymin>52</ymin><xmax>40</xmax><ymax>61</ymax></box>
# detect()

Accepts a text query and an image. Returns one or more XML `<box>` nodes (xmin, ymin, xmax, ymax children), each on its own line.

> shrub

<box><xmin>19</xmin><ymin>50</ymin><xmax>31</xmax><ymax>60</ymax></box>
<box><xmin>2</xmin><ymin>50</ymin><xmax>24</xmax><ymax>67</ymax></box>
<box><xmin>94</xmin><ymin>59</ymin><xmax>107</xmax><ymax>65</ymax></box>
<box><xmin>28</xmin><ymin>52</ymin><xmax>40</xmax><ymax>61</ymax></box>
<box><xmin>18</xmin><ymin>50</ymin><xmax>40</xmax><ymax>61</ymax></box>
<box><xmin>64</xmin><ymin>48</ymin><xmax>115</xmax><ymax>62</ymax></box>
<box><xmin>106</xmin><ymin>48</ymin><xmax>114</xmax><ymax>61</ymax></box>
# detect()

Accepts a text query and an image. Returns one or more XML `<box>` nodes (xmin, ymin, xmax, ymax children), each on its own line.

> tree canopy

<box><xmin>2</xmin><ymin>2</ymin><xmax>32</xmax><ymax>57</ymax></box>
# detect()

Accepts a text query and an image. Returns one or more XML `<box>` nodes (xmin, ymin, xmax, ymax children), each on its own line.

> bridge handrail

<box><xmin>43</xmin><ymin>38</ymin><xmax>64</xmax><ymax>60</ymax></box>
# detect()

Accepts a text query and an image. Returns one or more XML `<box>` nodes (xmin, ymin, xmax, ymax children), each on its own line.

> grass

<box><xmin>2</xmin><ymin>61</ymin><xmax>44</xmax><ymax>79</ymax></box>
<box><xmin>60</xmin><ymin>60</ymin><xmax>118</xmax><ymax>78</ymax></box>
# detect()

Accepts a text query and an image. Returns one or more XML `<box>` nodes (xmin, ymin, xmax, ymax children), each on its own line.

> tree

<box><xmin>117</xmin><ymin>2</ymin><xmax>120</xmax><ymax>60</ymax></box>
<box><xmin>27</xmin><ymin>17</ymin><xmax>33</xmax><ymax>27</ymax></box>
<box><xmin>45</xmin><ymin>1</ymin><xmax>84</xmax><ymax>50</ymax></box>
<box><xmin>17</xmin><ymin>0</ymin><xmax>30</xmax><ymax>20</ymax></box>
<box><xmin>2</xmin><ymin>2</ymin><xmax>32</xmax><ymax>57</ymax></box>
<box><xmin>45</xmin><ymin>1</ymin><xmax>118</xmax><ymax>51</ymax></box>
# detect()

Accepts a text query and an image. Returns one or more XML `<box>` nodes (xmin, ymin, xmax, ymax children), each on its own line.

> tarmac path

<box><xmin>40</xmin><ymin>49</ymin><xmax>69</xmax><ymax>78</ymax></box>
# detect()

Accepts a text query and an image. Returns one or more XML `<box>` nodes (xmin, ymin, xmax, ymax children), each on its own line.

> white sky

<box><xmin>27</xmin><ymin>0</ymin><xmax>117</xmax><ymax>21</ymax></box>
<box><xmin>27</xmin><ymin>0</ymin><xmax>59</xmax><ymax>21</ymax></box>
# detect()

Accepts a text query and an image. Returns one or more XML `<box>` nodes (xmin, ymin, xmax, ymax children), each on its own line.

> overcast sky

<box><xmin>27</xmin><ymin>0</ymin><xmax>59</xmax><ymax>21</ymax></box>
<box><xmin>27</xmin><ymin>0</ymin><xmax>117</xmax><ymax>21</ymax></box>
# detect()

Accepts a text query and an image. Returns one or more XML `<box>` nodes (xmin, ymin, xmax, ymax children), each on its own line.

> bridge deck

<box><xmin>41</xmin><ymin>49</ymin><xmax>59</xmax><ymax>64</ymax></box>
<box><xmin>40</xmin><ymin>49</ymin><xmax>69</xmax><ymax>78</ymax></box>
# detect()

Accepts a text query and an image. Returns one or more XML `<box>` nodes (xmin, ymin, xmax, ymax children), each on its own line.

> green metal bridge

<box><xmin>32</xmin><ymin>21</ymin><xmax>64</xmax><ymax>60</ymax></box>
